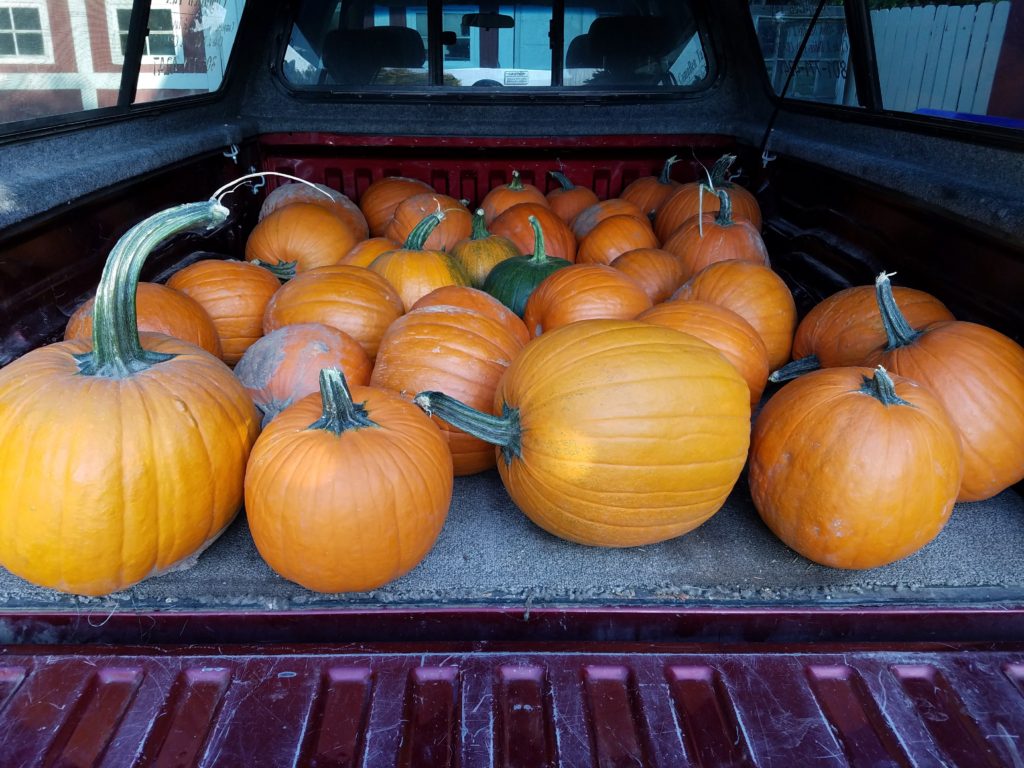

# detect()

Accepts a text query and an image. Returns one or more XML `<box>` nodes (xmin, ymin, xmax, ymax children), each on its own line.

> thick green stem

<box><xmin>528</xmin><ymin>215</ymin><xmax>548</xmax><ymax>263</ymax></box>
<box><xmin>76</xmin><ymin>200</ymin><xmax>229</xmax><ymax>378</ymax></box>
<box><xmin>709</xmin><ymin>154</ymin><xmax>737</xmax><ymax>187</ymax></box>
<box><xmin>404</xmin><ymin>210</ymin><xmax>445</xmax><ymax>250</ymax></box>
<box><xmin>414</xmin><ymin>391</ymin><xmax>522</xmax><ymax>464</ymax></box>
<box><xmin>508</xmin><ymin>170</ymin><xmax>524</xmax><ymax>191</ymax></box>
<box><xmin>471</xmin><ymin>209</ymin><xmax>490</xmax><ymax>240</ymax></box>
<box><xmin>860</xmin><ymin>366</ymin><xmax>911</xmax><ymax>407</ymax></box>
<box><xmin>714</xmin><ymin>189</ymin><xmax>733</xmax><ymax>227</ymax></box>
<box><xmin>658</xmin><ymin>155</ymin><xmax>681</xmax><ymax>184</ymax></box>
<box><xmin>768</xmin><ymin>354</ymin><xmax>820</xmax><ymax>383</ymax></box>
<box><xmin>875</xmin><ymin>271</ymin><xmax>920</xmax><ymax>349</ymax></box>
<box><xmin>251</xmin><ymin>259</ymin><xmax>296</xmax><ymax>281</ymax></box>
<box><xmin>309</xmin><ymin>368</ymin><xmax>377</xmax><ymax>434</ymax></box>
<box><xmin>549</xmin><ymin>170</ymin><xmax>575</xmax><ymax>190</ymax></box>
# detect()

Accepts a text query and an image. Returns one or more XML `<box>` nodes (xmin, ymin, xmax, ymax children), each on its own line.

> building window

<box><xmin>0</xmin><ymin>2</ymin><xmax>52</xmax><ymax>62</ymax></box>
<box><xmin>108</xmin><ymin>1</ymin><xmax>183</xmax><ymax>64</ymax></box>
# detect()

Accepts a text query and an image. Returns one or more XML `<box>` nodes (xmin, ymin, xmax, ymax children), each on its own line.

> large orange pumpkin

<box><xmin>416</xmin><ymin>320</ymin><xmax>751</xmax><ymax>547</ymax></box>
<box><xmin>661</xmin><ymin>189</ymin><xmax>770</xmax><ymax>281</ymax></box>
<box><xmin>655</xmin><ymin>155</ymin><xmax>762</xmax><ymax>241</ymax></box>
<box><xmin>234</xmin><ymin>323</ymin><xmax>372</xmax><ymax>426</ymax></box>
<box><xmin>749</xmin><ymin>366</ymin><xmax>963</xmax><ymax>569</ymax></box>
<box><xmin>66</xmin><ymin>281</ymin><xmax>223</xmax><ymax>360</ymax></box>
<box><xmin>359</xmin><ymin>175</ymin><xmax>433</xmax><ymax>236</ymax></box>
<box><xmin>166</xmin><ymin>258</ymin><xmax>281</xmax><ymax>365</ymax></box>
<box><xmin>576</xmin><ymin>214</ymin><xmax>660</xmax><ymax>266</ymax></box>
<box><xmin>772</xmin><ymin>280</ymin><xmax>955</xmax><ymax>381</ymax></box>
<box><xmin>245</xmin><ymin>202</ymin><xmax>360</xmax><ymax>279</ymax></box>
<box><xmin>370</xmin><ymin>212</ymin><xmax>472</xmax><ymax>311</ymax></box>
<box><xmin>571</xmin><ymin>198</ymin><xmax>648</xmax><ymax>240</ymax></box>
<box><xmin>0</xmin><ymin>201</ymin><xmax>259</xmax><ymax>595</ymax></box>
<box><xmin>449</xmin><ymin>209</ymin><xmax>521</xmax><ymax>288</ymax></box>
<box><xmin>339</xmin><ymin>237</ymin><xmax>401</xmax><ymax>268</ymax></box>
<box><xmin>637</xmin><ymin>299</ymin><xmax>770</xmax><ymax>406</ymax></box>
<box><xmin>259</xmin><ymin>182</ymin><xmax>369</xmax><ymax>241</ymax></box>
<box><xmin>546</xmin><ymin>171</ymin><xmax>599</xmax><ymax>224</ymax></box>
<box><xmin>480</xmin><ymin>170</ymin><xmax>548</xmax><ymax>224</ymax></box>
<box><xmin>865</xmin><ymin>272</ymin><xmax>1024</xmax><ymax>502</ymax></box>
<box><xmin>262</xmin><ymin>264</ymin><xmax>404</xmax><ymax>360</ymax></box>
<box><xmin>523</xmin><ymin>264</ymin><xmax>653</xmax><ymax>338</ymax></box>
<box><xmin>384</xmin><ymin>193</ymin><xmax>473</xmax><ymax>252</ymax></box>
<box><xmin>619</xmin><ymin>155</ymin><xmax>682</xmax><ymax>218</ymax></box>
<box><xmin>371</xmin><ymin>306</ymin><xmax>525</xmax><ymax>475</ymax></box>
<box><xmin>609</xmin><ymin>248</ymin><xmax>687</xmax><ymax>304</ymax></box>
<box><xmin>674</xmin><ymin>261</ymin><xmax>796</xmax><ymax>371</ymax></box>
<box><xmin>411</xmin><ymin>285</ymin><xmax>530</xmax><ymax>347</ymax></box>
<box><xmin>245</xmin><ymin>369</ymin><xmax>452</xmax><ymax>593</ymax></box>
<box><xmin>490</xmin><ymin>203</ymin><xmax>577</xmax><ymax>263</ymax></box>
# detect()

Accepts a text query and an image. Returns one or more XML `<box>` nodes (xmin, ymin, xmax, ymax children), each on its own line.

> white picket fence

<box><xmin>871</xmin><ymin>2</ymin><xmax>1011</xmax><ymax>114</ymax></box>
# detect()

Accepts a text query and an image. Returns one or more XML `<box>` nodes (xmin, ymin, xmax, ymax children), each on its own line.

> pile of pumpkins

<box><xmin>0</xmin><ymin>155</ymin><xmax>1022</xmax><ymax>597</ymax></box>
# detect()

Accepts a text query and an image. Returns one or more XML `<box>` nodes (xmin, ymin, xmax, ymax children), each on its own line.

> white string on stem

<box><xmin>209</xmin><ymin>171</ymin><xmax>334</xmax><ymax>205</ymax></box>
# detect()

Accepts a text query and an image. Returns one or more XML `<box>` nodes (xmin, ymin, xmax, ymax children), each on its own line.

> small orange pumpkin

<box><xmin>609</xmin><ymin>248</ymin><xmax>687</xmax><ymax>304</ymax></box>
<box><xmin>234</xmin><ymin>323</ymin><xmax>372</xmax><ymax>426</ymax></box>
<box><xmin>619</xmin><ymin>155</ymin><xmax>683</xmax><ymax>218</ymax></box>
<box><xmin>449</xmin><ymin>209</ymin><xmax>522</xmax><ymax>288</ymax></box>
<box><xmin>245</xmin><ymin>368</ymin><xmax>453</xmax><ymax>592</ymax></box>
<box><xmin>359</xmin><ymin>175</ymin><xmax>433</xmax><ymax>236</ymax></box>
<box><xmin>490</xmin><ymin>203</ymin><xmax>577</xmax><ymax>263</ymax></box>
<box><xmin>576</xmin><ymin>214</ymin><xmax>660</xmax><ymax>266</ymax></box>
<box><xmin>384</xmin><ymin>193</ymin><xmax>473</xmax><ymax>252</ymax></box>
<box><xmin>523</xmin><ymin>264</ymin><xmax>652</xmax><ymax>338</ymax></box>
<box><xmin>245</xmin><ymin>203</ymin><xmax>361</xmax><ymax>279</ymax></box>
<box><xmin>411</xmin><ymin>285</ymin><xmax>530</xmax><ymax>347</ymax></box>
<box><xmin>480</xmin><ymin>170</ymin><xmax>549</xmax><ymax>224</ymax></box>
<box><xmin>571</xmin><ymin>198</ymin><xmax>648</xmax><ymax>240</ymax></box>
<box><xmin>546</xmin><ymin>171</ymin><xmax>599</xmax><ymax>224</ymax></box>
<box><xmin>166</xmin><ymin>258</ymin><xmax>281</xmax><ymax>365</ymax></box>
<box><xmin>339</xmin><ymin>237</ymin><xmax>401</xmax><ymax>268</ymax></box>
<box><xmin>66</xmin><ymin>281</ymin><xmax>223</xmax><ymax>359</ymax></box>
<box><xmin>655</xmin><ymin>155</ymin><xmax>762</xmax><ymax>241</ymax></box>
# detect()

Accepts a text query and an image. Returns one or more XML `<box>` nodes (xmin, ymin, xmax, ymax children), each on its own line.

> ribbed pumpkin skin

<box><xmin>384</xmin><ymin>194</ymin><xmax>473</xmax><ymax>252</ymax></box>
<box><xmin>749</xmin><ymin>367</ymin><xmax>963</xmax><ymax>569</ymax></box>
<box><xmin>638</xmin><ymin>300</ymin><xmax>770</xmax><ymax>406</ymax></box>
<box><xmin>360</xmin><ymin>176</ymin><xmax>433</xmax><ymax>236</ymax></box>
<box><xmin>262</xmin><ymin>265</ymin><xmax>404</xmax><ymax>360</ymax></box>
<box><xmin>656</xmin><ymin>183</ymin><xmax>762</xmax><ymax>241</ymax></box>
<box><xmin>372</xmin><ymin>306</ymin><xmax>525</xmax><ymax>475</ymax></box>
<box><xmin>259</xmin><ymin>183</ymin><xmax>369</xmax><ymax>240</ymax></box>
<box><xmin>490</xmin><ymin>204</ymin><xmax>578</xmax><ymax>262</ymax></box>
<box><xmin>411</xmin><ymin>286</ymin><xmax>530</xmax><ymax>347</ymax></box>
<box><xmin>493</xmin><ymin>320</ymin><xmax>751</xmax><ymax>546</ymax></box>
<box><xmin>246</xmin><ymin>203</ymin><xmax>360</xmax><ymax>275</ymax></box>
<box><xmin>449</xmin><ymin>221</ymin><xmax>521</xmax><ymax>288</ymax></box>
<box><xmin>609</xmin><ymin>248</ymin><xmax>687</xmax><ymax>304</ymax></box>
<box><xmin>166</xmin><ymin>259</ymin><xmax>281</xmax><ymax>365</ymax></box>
<box><xmin>0</xmin><ymin>333</ymin><xmax>259</xmax><ymax>595</ymax></box>
<box><xmin>546</xmin><ymin>181</ymin><xmax>599</xmax><ymax>224</ymax></box>
<box><xmin>572</xmin><ymin>199</ymin><xmax>647</xmax><ymax>240</ymax></box>
<box><xmin>245</xmin><ymin>383</ymin><xmax>452</xmax><ymax>593</ymax></box>
<box><xmin>674</xmin><ymin>261</ymin><xmax>796</xmax><ymax>371</ymax></box>
<box><xmin>619</xmin><ymin>160</ymin><xmax>682</xmax><ymax>218</ymax></box>
<box><xmin>480</xmin><ymin>173</ymin><xmax>549</xmax><ymax>224</ymax></box>
<box><xmin>523</xmin><ymin>264</ymin><xmax>652</xmax><ymax>337</ymax></box>
<box><xmin>482</xmin><ymin>253</ymin><xmax>571</xmax><ymax>318</ymax></box>
<box><xmin>66</xmin><ymin>281</ymin><xmax>223</xmax><ymax>359</ymax></box>
<box><xmin>792</xmin><ymin>285</ymin><xmax>954</xmax><ymax>366</ymax></box>
<box><xmin>368</xmin><ymin>248</ymin><xmax>471</xmax><ymax>312</ymax></box>
<box><xmin>661</xmin><ymin>212</ymin><xmax>769</xmax><ymax>281</ymax></box>
<box><xmin>339</xmin><ymin>237</ymin><xmax>401</xmax><ymax>268</ymax></box>
<box><xmin>576</xmin><ymin>215</ymin><xmax>660</xmax><ymax>266</ymax></box>
<box><xmin>866</xmin><ymin>321</ymin><xmax>1024</xmax><ymax>502</ymax></box>
<box><xmin>234</xmin><ymin>323</ymin><xmax>372</xmax><ymax>425</ymax></box>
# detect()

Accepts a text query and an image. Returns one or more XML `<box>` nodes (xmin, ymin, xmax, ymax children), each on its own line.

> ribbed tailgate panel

<box><xmin>2</xmin><ymin>648</ymin><xmax>1023</xmax><ymax>767</ymax></box>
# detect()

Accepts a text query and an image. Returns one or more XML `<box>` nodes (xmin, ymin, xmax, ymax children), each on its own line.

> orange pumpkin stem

<box><xmin>310</xmin><ymin>368</ymin><xmax>377</xmax><ymax>434</ymax></box>
<box><xmin>414</xmin><ymin>391</ymin><xmax>522</xmax><ymax>464</ymax></box>
<box><xmin>875</xmin><ymin>272</ymin><xmax>921</xmax><ymax>349</ymax></box>
<box><xmin>76</xmin><ymin>200</ymin><xmax>229</xmax><ymax>378</ymax></box>
<box><xmin>860</xmin><ymin>366</ymin><xmax>911</xmax><ymax>406</ymax></box>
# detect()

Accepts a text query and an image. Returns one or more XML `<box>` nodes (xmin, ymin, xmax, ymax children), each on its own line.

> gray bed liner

<box><xmin>2</xmin><ymin>472</ymin><xmax>1022</xmax><ymax>611</ymax></box>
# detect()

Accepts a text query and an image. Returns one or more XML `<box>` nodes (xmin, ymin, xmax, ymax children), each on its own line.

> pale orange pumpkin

<box><xmin>523</xmin><ymin>264</ymin><xmax>652</xmax><ymax>338</ymax></box>
<box><xmin>259</xmin><ymin>182</ymin><xmax>369</xmax><ymax>241</ymax></box>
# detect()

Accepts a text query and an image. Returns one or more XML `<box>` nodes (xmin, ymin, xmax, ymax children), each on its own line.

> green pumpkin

<box><xmin>483</xmin><ymin>215</ymin><xmax>571</xmax><ymax>317</ymax></box>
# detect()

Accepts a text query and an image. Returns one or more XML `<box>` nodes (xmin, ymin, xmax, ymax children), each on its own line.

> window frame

<box><xmin>276</xmin><ymin>0</ymin><xmax>721</xmax><ymax>102</ymax></box>
<box><xmin>0</xmin><ymin>0</ymin><xmax>54</xmax><ymax>65</ymax></box>
<box><xmin>107</xmin><ymin>0</ymin><xmax>186</xmax><ymax>67</ymax></box>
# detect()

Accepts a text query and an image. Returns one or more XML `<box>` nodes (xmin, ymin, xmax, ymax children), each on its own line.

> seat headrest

<box><xmin>587</xmin><ymin>16</ymin><xmax>676</xmax><ymax>61</ymax></box>
<box><xmin>323</xmin><ymin>27</ymin><xmax>426</xmax><ymax>85</ymax></box>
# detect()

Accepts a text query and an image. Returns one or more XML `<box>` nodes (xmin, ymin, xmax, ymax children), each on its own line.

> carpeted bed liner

<box><xmin>2</xmin><ymin>472</ymin><xmax>1022</xmax><ymax>611</ymax></box>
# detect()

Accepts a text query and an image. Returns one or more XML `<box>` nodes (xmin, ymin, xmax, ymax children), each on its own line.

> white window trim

<box><xmin>0</xmin><ymin>0</ymin><xmax>54</xmax><ymax>64</ymax></box>
<box><xmin>106</xmin><ymin>0</ymin><xmax>186</xmax><ymax>66</ymax></box>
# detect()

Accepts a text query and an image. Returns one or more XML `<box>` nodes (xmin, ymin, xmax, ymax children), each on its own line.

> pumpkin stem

<box><xmin>310</xmin><ymin>368</ymin><xmax>377</xmax><ymax>434</ymax></box>
<box><xmin>769</xmin><ymin>354</ymin><xmax>821</xmax><ymax>383</ymax></box>
<box><xmin>549</xmin><ymin>170</ymin><xmax>575</xmax><ymax>190</ymax></box>
<box><xmin>710</xmin><ymin>154</ymin><xmax>737</xmax><ymax>187</ymax></box>
<box><xmin>658</xmin><ymin>155</ymin><xmax>681</xmax><ymax>185</ymax></box>
<box><xmin>528</xmin><ymin>215</ymin><xmax>548</xmax><ymax>263</ymax></box>
<box><xmin>508</xmin><ymin>170</ymin><xmax>525</xmax><ymax>191</ymax></box>
<box><xmin>414</xmin><ymin>391</ymin><xmax>522</xmax><ymax>464</ymax></box>
<box><xmin>714</xmin><ymin>189</ymin><xmax>733</xmax><ymax>227</ymax></box>
<box><xmin>861</xmin><ymin>366</ymin><xmax>911</xmax><ymax>407</ymax></box>
<box><xmin>250</xmin><ymin>259</ymin><xmax>296</xmax><ymax>281</ymax></box>
<box><xmin>471</xmin><ymin>209</ymin><xmax>490</xmax><ymax>240</ymax></box>
<box><xmin>75</xmin><ymin>200</ymin><xmax>229</xmax><ymax>378</ymax></box>
<box><xmin>404</xmin><ymin>209</ymin><xmax>445</xmax><ymax>250</ymax></box>
<box><xmin>875</xmin><ymin>271</ymin><xmax>920</xmax><ymax>349</ymax></box>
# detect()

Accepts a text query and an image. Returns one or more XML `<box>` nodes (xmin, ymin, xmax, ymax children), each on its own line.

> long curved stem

<box><xmin>404</xmin><ymin>209</ymin><xmax>445</xmax><ymax>250</ymax></box>
<box><xmin>549</xmin><ymin>170</ymin><xmax>575</xmax><ymax>190</ymax></box>
<box><xmin>77</xmin><ymin>200</ymin><xmax>229</xmax><ymax>378</ymax></box>
<box><xmin>309</xmin><ymin>368</ymin><xmax>377</xmax><ymax>434</ymax></box>
<box><xmin>414</xmin><ymin>391</ymin><xmax>522</xmax><ymax>464</ymax></box>
<box><xmin>875</xmin><ymin>271</ymin><xmax>920</xmax><ymax>349</ymax></box>
<box><xmin>768</xmin><ymin>354</ymin><xmax>820</xmax><ymax>383</ymax></box>
<box><xmin>528</xmin><ymin>215</ymin><xmax>548</xmax><ymax>263</ymax></box>
<box><xmin>715</xmin><ymin>189</ymin><xmax>733</xmax><ymax>227</ymax></box>
<box><xmin>659</xmin><ymin>155</ymin><xmax>681</xmax><ymax>184</ymax></box>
